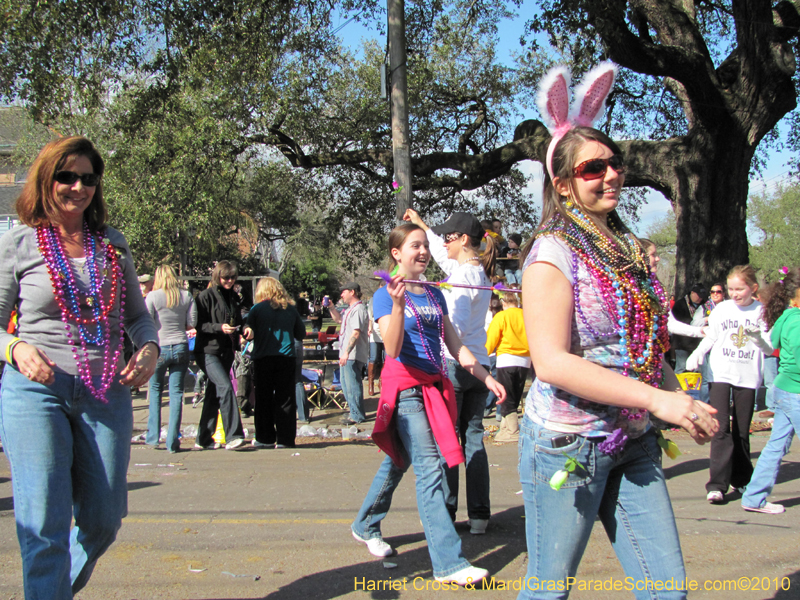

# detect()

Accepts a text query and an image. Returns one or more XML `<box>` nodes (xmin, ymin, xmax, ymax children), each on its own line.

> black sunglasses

<box><xmin>55</xmin><ymin>171</ymin><xmax>101</xmax><ymax>187</ymax></box>
<box><xmin>710</xmin><ymin>289</ymin><xmax>724</xmax><ymax>294</ymax></box>
<box><xmin>572</xmin><ymin>155</ymin><xmax>626</xmax><ymax>181</ymax></box>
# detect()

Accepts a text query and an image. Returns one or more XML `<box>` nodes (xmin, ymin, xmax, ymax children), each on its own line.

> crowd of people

<box><xmin>0</xmin><ymin>58</ymin><xmax>797</xmax><ymax>598</ymax></box>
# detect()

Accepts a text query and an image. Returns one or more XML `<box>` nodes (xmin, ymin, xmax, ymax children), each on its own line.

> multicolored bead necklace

<box><xmin>404</xmin><ymin>286</ymin><xmax>447</xmax><ymax>375</ymax></box>
<box><xmin>538</xmin><ymin>201</ymin><xmax>669</xmax><ymax>389</ymax></box>
<box><xmin>36</xmin><ymin>221</ymin><xmax>126</xmax><ymax>403</ymax></box>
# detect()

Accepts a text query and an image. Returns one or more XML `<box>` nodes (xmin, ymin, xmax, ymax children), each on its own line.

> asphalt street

<box><xmin>0</xmin><ymin>392</ymin><xmax>798</xmax><ymax>600</ymax></box>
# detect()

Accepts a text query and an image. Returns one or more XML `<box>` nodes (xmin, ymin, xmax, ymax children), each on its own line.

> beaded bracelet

<box><xmin>5</xmin><ymin>338</ymin><xmax>22</xmax><ymax>366</ymax></box>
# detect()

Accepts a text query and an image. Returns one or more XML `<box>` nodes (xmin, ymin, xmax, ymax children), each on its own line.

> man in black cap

<box><xmin>330</xmin><ymin>282</ymin><xmax>369</xmax><ymax>424</ymax></box>
<box><xmin>669</xmin><ymin>283</ymin><xmax>709</xmax><ymax>373</ymax></box>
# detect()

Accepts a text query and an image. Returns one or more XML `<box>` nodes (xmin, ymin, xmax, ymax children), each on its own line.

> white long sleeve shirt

<box><xmin>689</xmin><ymin>299</ymin><xmax>768</xmax><ymax>389</ymax></box>
<box><xmin>426</xmin><ymin>229</ymin><xmax>491</xmax><ymax>365</ymax></box>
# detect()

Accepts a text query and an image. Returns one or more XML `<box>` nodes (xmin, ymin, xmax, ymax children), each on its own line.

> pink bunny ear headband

<box><xmin>536</xmin><ymin>61</ymin><xmax>618</xmax><ymax>180</ymax></box>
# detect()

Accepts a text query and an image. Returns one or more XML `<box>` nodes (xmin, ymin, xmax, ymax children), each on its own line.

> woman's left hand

<box><xmin>485</xmin><ymin>376</ymin><xmax>506</xmax><ymax>404</ymax></box>
<box><xmin>119</xmin><ymin>342</ymin><xmax>159</xmax><ymax>387</ymax></box>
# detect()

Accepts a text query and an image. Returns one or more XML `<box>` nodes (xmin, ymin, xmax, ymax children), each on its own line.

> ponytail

<box><xmin>466</xmin><ymin>232</ymin><xmax>498</xmax><ymax>281</ymax></box>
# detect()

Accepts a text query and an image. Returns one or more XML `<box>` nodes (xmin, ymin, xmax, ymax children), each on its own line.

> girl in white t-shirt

<box><xmin>687</xmin><ymin>265</ymin><xmax>772</xmax><ymax>503</ymax></box>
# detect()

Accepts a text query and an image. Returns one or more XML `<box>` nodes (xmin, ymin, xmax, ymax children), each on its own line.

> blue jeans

<box><xmin>484</xmin><ymin>355</ymin><xmax>498</xmax><ymax>418</ymax></box>
<box><xmin>0</xmin><ymin>367</ymin><xmax>132</xmax><ymax>599</ymax></box>
<box><xmin>763</xmin><ymin>356</ymin><xmax>778</xmax><ymax>409</ymax></box>
<box><xmin>294</xmin><ymin>340</ymin><xmax>310</xmax><ymax>422</ymax></box>
<box><xmin>146</xmin><ymin>343</ymin><xmax>190</xmax><ymax>452</ymax></box>
<box><xmin>341</xmin><ymin>359</ymin><xmax>366</xmax><ymax>422</ymax></box>
<box><xmin>443</xmin><ymin>360</ymin><xmax>491</xmax><ymax>521</ymax></box>
<box><xmin>742</xmin><ymin>387</ymin><xmax>798</xmax><ymax>509</ymax></box>
<box><xmin>351</xmin><ymin>387</ymin><xmax>471</xmax><ymax>577</ymax></box>
<box><xmin>504</xmin><ymin>269</ymin><xmax>522</xmax><ymax>284</ymax></box>
<box><xmin>518</xmin><ymin>417</ymin><xmax>686</xmax><ymax>600</ymax></box>
<box><xmin>369</xmin><ymin>341</ymin><xmax>385</xmax><ymax>368</ymax></box>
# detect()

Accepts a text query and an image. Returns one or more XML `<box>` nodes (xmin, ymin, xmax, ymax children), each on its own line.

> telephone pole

<box><xmin>387</xmin><ymin>0</ymin><xmax>412</xmax><ymax>221</ymax></box>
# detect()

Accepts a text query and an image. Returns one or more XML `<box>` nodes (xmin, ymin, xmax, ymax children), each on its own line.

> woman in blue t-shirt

<box><xmin>350</xmin><ymin>223</ymin><xmax>505</xmax><ymax>587</ymax></box>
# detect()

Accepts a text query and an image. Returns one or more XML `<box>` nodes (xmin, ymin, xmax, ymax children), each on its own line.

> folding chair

<box><xmin>302</xmin><ymin>367</ymin><xmax>329</xmax><ymax>410</ymax></box>
<box><xmin>325</xmin><ymin>367</ymin><xmax>348</xmax><ymax>410</ymax></box>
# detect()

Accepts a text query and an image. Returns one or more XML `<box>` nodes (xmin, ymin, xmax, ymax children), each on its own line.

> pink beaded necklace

<box><xmin>404</xmin><ymin>286</ymin><xmax>447</xmax><ymax>374</ymax></box>
<box><xmin>538</xmin><ymin>202</ymin><xmax>669</xmax><ymax>389</ymax></box>
<box><xmin>37</xmin><ymin>222</ymin><xmax>126</xmax><ymax>403</ymax></box>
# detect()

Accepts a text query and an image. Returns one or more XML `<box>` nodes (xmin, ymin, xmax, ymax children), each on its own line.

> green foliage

<box><xmin>749</xmin><ymin>185</ymin><xmax>800</xmax><ymax>280</ymax></box>
<box><xmin>280</xmin><ymin>254</ymin><xmax>341</xmax><ymax>301</ymax></box>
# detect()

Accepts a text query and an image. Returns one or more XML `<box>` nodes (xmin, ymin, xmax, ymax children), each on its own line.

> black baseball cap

<box><xmin>431</xmin><ymin>212</ymin><xmax>484</xmax><ymax>239</ymax></box>
<box><xmin>690</xmin><ymin>283</ymin><xmax>708</xmax><ymax>304</ymax></box>
<box><xmin>340</xmin><ymin>281</ymin><xmax>361</xmax><ymax>294</ymax></box>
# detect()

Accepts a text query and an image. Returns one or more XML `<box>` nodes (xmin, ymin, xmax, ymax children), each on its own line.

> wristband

<box><xmin>5</xmin><ymin>338</ymin><xmax>22</xmax><ymax>366</ymax></box>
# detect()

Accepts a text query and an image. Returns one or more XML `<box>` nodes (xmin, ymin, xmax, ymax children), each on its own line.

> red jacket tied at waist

<box><xmin>371</xmin><ymin>357</ymin><xmax>465</xmax><ymax>469</ymax></box>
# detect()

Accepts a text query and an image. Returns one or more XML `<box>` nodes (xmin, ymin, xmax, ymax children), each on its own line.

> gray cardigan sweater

<box><xmin>0</xmin><ymin>225</ymin><xmax>158</xmax><ymax>375</ymax></box>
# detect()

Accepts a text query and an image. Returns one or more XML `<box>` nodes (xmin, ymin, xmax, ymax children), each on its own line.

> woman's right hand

<box><xmin>386</xmin><ymin>274</ymin><xmax>407</xmax><ymax>306</ymax></box>
<box><xmin>243</xmin><ymin>326</ymin><xmax>254</xmax><ymax>341</ymax></box>
<box><xmin>402</xmin><ymin>208</ymin><xmax>427</xmax><ymax>229</ymax></box>
<box><xmin>12</xmin><ymin>342</ymin><xmax>56</xmax><ymax>386</ymax></box>
<box><xmin>649</xmin><ymin>390</ymin><xmax>719</xmax><ymax>444</ymax></box>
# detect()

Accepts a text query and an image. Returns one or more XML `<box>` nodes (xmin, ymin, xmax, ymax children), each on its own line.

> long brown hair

<box><xmin>16</xmin><ymin>136</ymin><xmax>107</xmax><ymax>231</ymax></box>
<box><xmin>521</xmin><ymin>126</ymin><xmax>628</xmax><ymax>261</ymax></box>
<box><xmin>467</xmin><ymin>231</ymin><xmax>499</xmax><ymax>281</ymax></box>
<box><xmin>387</xmin><ymin>223</ymin><xmax>424</xmax><ymax>270</ymax></box>
<box><xmin>208</xmin><ymin>260</ymin><xmax>238</xmax><ymax>289</ymax></box>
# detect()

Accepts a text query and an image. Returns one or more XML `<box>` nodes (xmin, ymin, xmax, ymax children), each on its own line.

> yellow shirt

<box><xmin>485</xmin><ymin>307</ymin><xmax>529</xmax><ymax>357</ymax></box>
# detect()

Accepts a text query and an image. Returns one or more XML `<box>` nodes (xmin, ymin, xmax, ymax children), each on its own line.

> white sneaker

<box><xmin>435</xmin><ymin>565</ymin><xmax>489</xmax><ymax>587</ymax></box>
<box><xmin>469</xmin><ymin>518</ymin><xmax>489</xmax><ymax>535</ymax></box>
<box><xmin>225</xmin><ymin>438</ymin><xmax>245</xmax><ymax>450</ymax></box>
<box><xmin>351</xmin><ymin>530</ymin><xmax>393</xmax><ymax>557</ymax></box>
<box><xmin>743</xmin><ymin>501</ymin><xmax>785</xmax><ymax>514</ymax></box>
<box><xmin>707</xmin><ymin>491</ymin><xmax>724</xmax><ymax>504</ymax></box>
<box><xmin>251</xmin><ymin>440</ymin><xmax>271</xmax><ymax>449</ymax></box>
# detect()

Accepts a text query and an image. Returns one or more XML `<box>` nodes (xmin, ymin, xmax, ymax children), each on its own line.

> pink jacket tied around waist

<box><xmin>371</xmin><ymin>357</ymin><xmax>465</xmax><ymax>469</ymax></box>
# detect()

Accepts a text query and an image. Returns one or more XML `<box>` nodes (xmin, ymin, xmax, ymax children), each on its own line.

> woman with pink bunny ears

<box><xmin>516</xmin><ymin>63</ymin><xmax>718</xmax><ymax>600</ymax></box>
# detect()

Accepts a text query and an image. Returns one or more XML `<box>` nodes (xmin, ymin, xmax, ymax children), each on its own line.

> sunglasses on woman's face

<box><xmin>54</xmin><ymin>170</ymin><xmax>101</xmax><ymax>187</ymax></box>
<box><xmin>572</xmin><ymin>155</ymin><xmax>626</xmax><ymax>181</ymax></box>
<box><xmin>710</xmin><ymin>289</ymin><xmax>723</xmax><ymax>295</ymax></box>
<box><xmin>220</xmin><ymin>276</ymin><xmax>236</xmax><ymax>281</ymax></box>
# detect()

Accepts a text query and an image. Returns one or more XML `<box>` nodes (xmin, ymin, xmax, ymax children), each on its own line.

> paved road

<box><xmin>0</xmin><ymin>393</ymin><xmax>797</xmax><ymax>600</ymax></box>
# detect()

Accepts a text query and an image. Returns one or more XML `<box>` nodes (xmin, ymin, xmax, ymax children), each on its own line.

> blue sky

<box><xmin>334</xmin><ymin>1</ymin><xmax>796</xmax><ymax>237</ymax></box>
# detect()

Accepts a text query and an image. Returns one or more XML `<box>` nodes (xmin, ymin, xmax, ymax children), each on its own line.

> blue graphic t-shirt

<box><xmin>373</xmin><ymin>285</ymin><xmax>449</xmax><ymax>375</ymax></box>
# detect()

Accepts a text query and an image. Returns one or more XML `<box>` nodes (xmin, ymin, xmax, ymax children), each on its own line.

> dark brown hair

<box><xmin>522</xmin><ymin>127</ymin><xmax>628</xmax><ymax>261</ymax></box>
<box><xmin>15</xmin><ymin>136</ymin><xmax>107</xmax><ymax>231</ymax></box>
<box><xmin>208</xmin><ymin>260</ymin><xmax>239</xmax><ymax>289</ymax></box>
<box><xmin>763</xmin><ymin>267</ymin><xmax>800</xmax><ymax>329</ymax></box>
<box><xmin>387</xmin><ymin>222</ymin><xmax>424</xmax><ymax>269</ymax></box>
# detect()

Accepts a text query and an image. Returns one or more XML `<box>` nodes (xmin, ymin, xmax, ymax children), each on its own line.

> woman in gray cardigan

<box><xmin>145</xmin><ymin>264</ymin><xmax>196</xmax><ymax>452</ymax></box>
<box><xmin>0</xmin><ymin>137</ymin><xmax>159</xmax><ymax>599</ymax></box>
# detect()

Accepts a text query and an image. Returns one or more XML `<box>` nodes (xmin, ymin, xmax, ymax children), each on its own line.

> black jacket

<box><xmin>194</xmin><ymin>286</ymin><xmax>243</xmax><ymax>356</ymax></box>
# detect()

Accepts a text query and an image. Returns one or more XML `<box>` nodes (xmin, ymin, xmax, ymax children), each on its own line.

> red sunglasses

<box><xmin>572</xmin><ymin>155</ymin><xmax>626</xmax><ymax>181</ymax></box>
